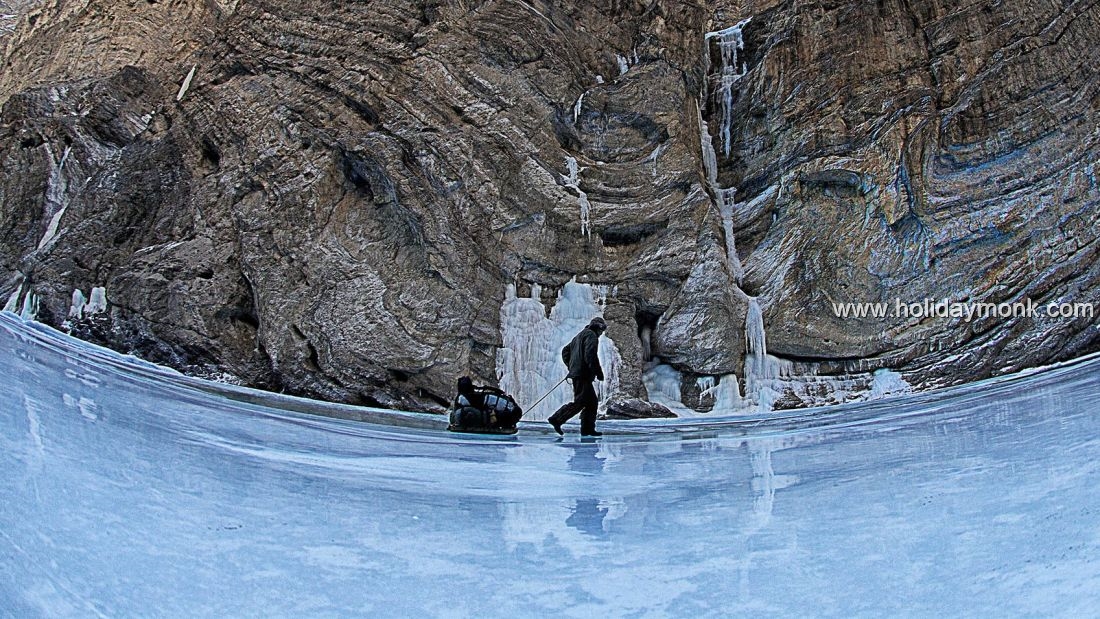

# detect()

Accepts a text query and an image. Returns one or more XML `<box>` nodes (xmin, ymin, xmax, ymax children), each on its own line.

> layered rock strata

<box><xmin>1</xmin><ymin>0</ymin><xmax>1097</xmax><ymax>413</ymax></box>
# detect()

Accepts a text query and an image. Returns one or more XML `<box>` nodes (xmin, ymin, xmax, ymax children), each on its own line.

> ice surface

<box><xmin>4</xmin><ymin>311</ymin><xmax>1100</xmax><ymax>616</ymax></box>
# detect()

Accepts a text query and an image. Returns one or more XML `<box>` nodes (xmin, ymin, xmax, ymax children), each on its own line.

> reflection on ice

<box><xmin>3</xmin><ymin>312</ymin><xmax>1100</xmax><ymax>616</ymax></box>
<box><xmin>747</xmin><ymin>437</ymin><xmax>802</xmax><ymax>531</ymax></box>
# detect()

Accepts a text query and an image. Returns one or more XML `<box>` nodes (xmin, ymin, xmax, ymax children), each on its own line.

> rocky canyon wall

<box><xmin>1</xmin><ymin>0</ymin><xmax>1097</xmax><ymax>413</ymax></box>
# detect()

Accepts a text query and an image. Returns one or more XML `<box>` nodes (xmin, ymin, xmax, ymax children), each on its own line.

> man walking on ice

<box><xmin>548</xmin><ymin>316</ymin><xmax>607</xmax><ymax>437</ymax></box>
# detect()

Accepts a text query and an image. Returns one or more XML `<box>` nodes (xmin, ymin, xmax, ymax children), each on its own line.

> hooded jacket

<box><xmin>562</xmin><ymin>326</ymin><xmax>604</xmax><ymax>382</ymax></box>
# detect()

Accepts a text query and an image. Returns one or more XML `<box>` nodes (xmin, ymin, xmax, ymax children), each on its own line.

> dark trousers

<box><xmin>549</xmin><ymin>379</ymin><xmax>598</xmax><ymax>434</ymax></box>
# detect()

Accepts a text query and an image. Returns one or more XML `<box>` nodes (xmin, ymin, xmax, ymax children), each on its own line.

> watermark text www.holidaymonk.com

<box><xmin>832</xmin><ymin>298</ymin><xmax>1095</xmax><ymax>322</ymax></box>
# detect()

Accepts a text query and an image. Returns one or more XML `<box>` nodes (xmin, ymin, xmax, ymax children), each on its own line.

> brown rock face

<box><xmin>1</xmin><ymin>0</ymin><xmax>1097</xmax><ymax>412</ymax></box>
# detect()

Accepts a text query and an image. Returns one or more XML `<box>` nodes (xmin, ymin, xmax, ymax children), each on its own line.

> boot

<box><xmin>580</xmin><ymin>408</ymin><xmax>600</xmax><ymax>437</ymax></box>
<box><xmin>548</xmin><ymin>416</ymin><xmax>564</xmax><ymax>436</ymax></box>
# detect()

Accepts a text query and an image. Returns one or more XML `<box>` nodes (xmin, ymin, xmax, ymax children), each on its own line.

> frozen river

<box><xmin>2</xmin><ymin>311</ymin><xmax>1099</xmax><ymax>616</ymax></box>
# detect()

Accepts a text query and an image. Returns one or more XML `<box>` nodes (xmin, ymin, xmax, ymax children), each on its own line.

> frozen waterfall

<box><xmin>563</xmin><ymin>156</ymin><xmax>592</xmax><ymax>237</ymax></box>
<box><xmin>705</xmin><ymin>19</ymin><xmax>751</xmax><ymax>159</ymax></box>
<box><xmin>497</xmin><ymin>280</ymin><xmax>622</xmax><ymax>421</ymax></box>
<box><xmin>699</xmin><ymin>112</ymin><xmax>744</xmax><ymax>284</ymax></box>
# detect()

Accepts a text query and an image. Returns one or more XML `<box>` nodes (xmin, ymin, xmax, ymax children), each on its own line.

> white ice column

<box><xmin>743</xmin><ymin>298</ymin><xmax>793</xmax><ymax>412</ymax></box>
<box><xmin>36</xmin><ymin>144</ymin><xmax>72</xmax><ymax>251</ymax></box>
<box><xmin>705</xmin><ymin>19</ymin><xmax>751</xmax><ymax>158</ymax></box>
<box><xmin>563</xmin><ymin>157</ymin><xmax>592</xmax><ymax>237</ymax></box>
<box><xmin>718</xmin><ymin>192</ymin><xmax>744</xmax><ymax>285</ymax></box>
<box><xmin>699</xmin><ymin>110</ymin><xmax>744</xmax><ymax>284</ymax></box>
<box><xmin>86</xmin><ymin>287</ymin><xmax>108</xmax><ymax>315</ymax></box>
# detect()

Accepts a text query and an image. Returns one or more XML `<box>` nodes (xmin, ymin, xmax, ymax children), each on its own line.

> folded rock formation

<box><xmin>2</xmin><ymin>0</ymin><xmax>1097</xmax><ymax>412</ymax></box>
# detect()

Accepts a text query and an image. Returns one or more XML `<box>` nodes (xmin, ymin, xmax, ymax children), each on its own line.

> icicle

<box><xmin>20</xmin><ymin>290</ymin><xmax>39</xmax><ymax>321</ymax></box>
<box><xmin>177</xmin><ymin>65</ymin><xmax>197</xmax><ymax>102</ymax></box>
<box><xmin>578</xmin><ymin>193</ymin><xmax>591</xmax><ymax>237</ymax></box>
<box><xmin>572</xmin><ymin>92</ymin><xmax>586</xmax><ymax>124</ymax></box>
<box><xmin>563</xmin><ymin>156</ymin><xmax>592</xmax><ymax>237</ymax></box>
<box><xmin>647</xmin><ymin>144</ymin><xmax>664</xmax><ymax>178</ymax></box>
<box><xmin>642</xmin><ymin>364</ymin><xmax>694</xmax><ymax>416</ymax></box>
<box><xmin>711</xmin><ymin>374</ymin><xmax>744</xmax><ymax>411</ymax></box>
<box><xmin>86</xmin><ymin>287</ymin><xmax>108</xmax><ymax>315</ymax></box>
<box><xmin>565</xmin><ymin>157</ymin><xmax>580</xmax><ymax>185</ymax></box>
<box><xmin>69</xmin><ymin>289</ymin><xmax>87</xmax><ymax>320</ymax></box>
<box><xmin>701</xmin><ymin>106</ymin><xmax>746</xmax><ymax>288</ymax></box>
<box><xmin>704</xmin><ymin>19</ymin><xmax>751</xmax><ymax>158</ymax></box>
<box><xmin>616</xmin><ymin>54</ymin><xmax>629</xmax><ymax>75</ymax></box>
<box><xmin>743</xmin><ymin>298</ymin><xmax>796</xmax><ymax>413</ymax></box>
<box><xmin>697</xmin><ymin>376</ymin><xmax>717</xmax><ymax>404</ymax></box>
<box><xmin>639</xmin><ymin>325</ymin><xmax>652</xmax><ymax>361</ymax></box>
<box><xmin>37</xmin><ymin>144</ymin><xmax>72</xmax><ymax>251</ymax></box>
<box><xmin>718</xmin><ymin>189</ymin><xmax>745</xmax><ymax>285</ymax></box>
<box><xmin>699</xmin><ymin>113</ymin><xmax>721</xmax><ymax>198</ymax></box>
<box><xmin>4</xmin><ymin>286</ymin><xmax>22</xmax><ymax>313</ymax></box>
<box><xmin>594</xmin><ymin>284</ymin><xmax>613</xmax><ymax>308</ymax></box>
<box><xmin>745</xmin><ymin>297</ymin><xmax>766</xmax><ymax>358</ymax></box>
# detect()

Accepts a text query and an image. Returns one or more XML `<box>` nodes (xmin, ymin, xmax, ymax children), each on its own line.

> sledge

<box><xmin>448</xmin><ymin>385</ymin><xmax>523</xmax><ymax>435</ymax></box>
<box><xmin>447</xmin><ymin>424</ymin><xmax>519</xmax><ymax>435</ymax></box>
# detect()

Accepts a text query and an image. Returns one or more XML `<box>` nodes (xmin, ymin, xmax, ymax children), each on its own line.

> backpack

<box><xmin>448</xmin><ymin>384</ymin><xmax>525</xmax><ymax>433</ymax></box>
<box><xmin>450</xmin><ymin>394</ymin><xmax>491</xmax><ymax>429</ymax></box>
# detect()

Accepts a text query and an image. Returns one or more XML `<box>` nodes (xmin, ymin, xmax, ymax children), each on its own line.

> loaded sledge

<box><xmin>448</xmin><ymin>376</ymin><xmax>523</xmax><ymax>435</ymax></box>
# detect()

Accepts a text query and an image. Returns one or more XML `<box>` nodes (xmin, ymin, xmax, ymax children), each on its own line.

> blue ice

<box><xmin>2</xmin><ymin>312</ymin><xmax>1099</xmax><ymax>616</ymax></box>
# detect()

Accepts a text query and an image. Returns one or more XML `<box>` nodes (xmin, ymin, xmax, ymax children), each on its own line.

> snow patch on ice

<box><xmin>22</xmin><ymin>395</ymin><xmax>45</xmax><ymax>454</ymax></box>
<box><xmin>63</xmin><ymin>394</ymin><xmax>99</xmax><ymax>421</ymax></box>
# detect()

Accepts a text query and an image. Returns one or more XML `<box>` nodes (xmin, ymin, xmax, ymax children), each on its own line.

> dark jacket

<box><xmin>562</xmin><ymin>326</ymin><xmax>604</xmax><ymax>382</ymax></box>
